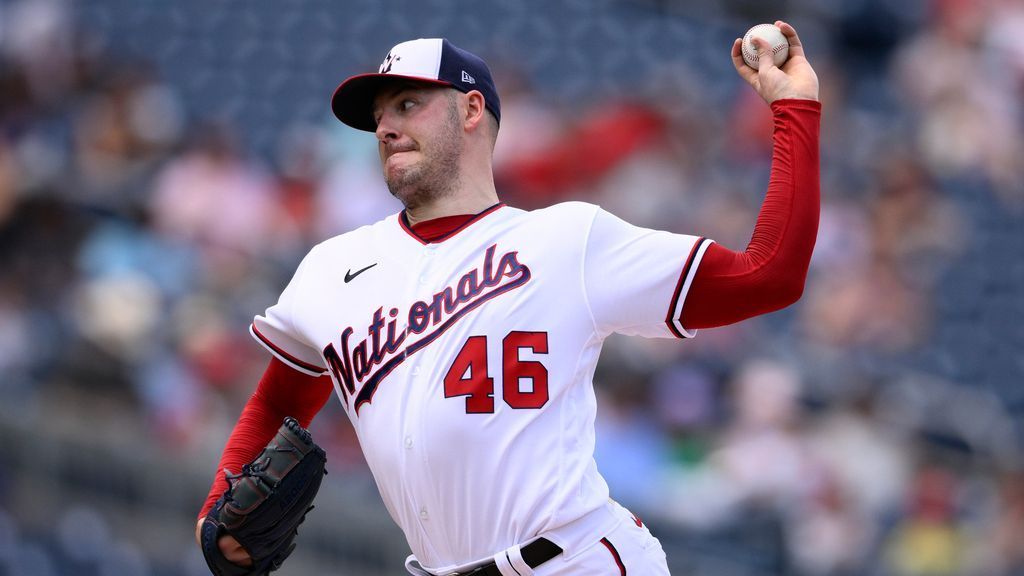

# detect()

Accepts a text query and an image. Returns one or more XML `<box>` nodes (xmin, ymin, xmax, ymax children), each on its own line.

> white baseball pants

<box><xmin>530</xmin><ymin>501</ymin><xmax>670</xmax><ymax>576</ymax></box>
<box><xmin>405</xmin><ymin>501</ymin><xmax>671</xmax><ymax>576</ymax></box>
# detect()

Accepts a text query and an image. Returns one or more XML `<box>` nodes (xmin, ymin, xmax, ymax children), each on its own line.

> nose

<box><xmin>375</xmin><ymin>112</ymin><xmax>399</xmax><ymax>143</ymax></box>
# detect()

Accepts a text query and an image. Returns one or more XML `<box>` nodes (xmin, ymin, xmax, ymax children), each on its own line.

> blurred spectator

<box><xmin>495</xmin><ymin>100</ymin><xmax>668</xmax><ymax>208</ymax></box>
<box><xmin>891</xmin><ymin>0</ymin><xmax>1023</xmax><ymax>202</ymax></box>
<box><xmin>786</xmin><ymin>471</ymin><xmax>871</xmax><ymax>576</ymax></box>
<box><xmin>984</xmin><ymin>0</ymin><xmax>1024</xmax><ymax>92</ymax></box>
<box><xmin>869</xmin><ymin>152</ymin><xmax>966</xmax><ymax>283</ymax></box>
<box><xmin>710</xmin><ymin>360</ymin><xmax>823</xmax><ymax>513</ymax></box>
<box><xmin>0</xmin><ymin>139</ymin><xmax>17</xmax><ymax>224</ymax></box>
<box><xmin>799</xmin><ymin>256</ymin><xmax>929</xmax><ymax>352</ymax></box>
<box><xmin>0</xmin><ymin>1</ymin><xmax>1020</xmax><ymax>574</ymax></box>
<box><xmin>72</xmin><ymin>65</ymin><xmax>184</xmax><ymax>204</ymax></box>
<box><xmin>0</xmin><ymin>0</ymin><xmax>75</xmax><ymax>106</ymax></box>
<box><xmin>273</xmin><ymin>122</ymin><xmax>329</xmax><ymax>246</ymax></box>
<box><xmin>659</xmin><ymin>359</ymin><xmax>825</xmax><ymax>532</ymax></box>
<box><xmin>0</xmin><ymin>284</ymin><xmax>32</xmax><ymax>394</ymax></box>
<box><xmin>884</xmin><ymin>467</ymin><xmax>968</xmax><ymax>576</ymax></box>
<box><xmin>149</xmin><ymin>121</ymin><xmax>285</xmax><ymax>258</ymax></box>
<box><xmin>490</xmin><ymin>66</ymin><xmax>564</xmax><ymax>187</ymax></box>
<box><xmin>594</xmin><ymin>369</ymin><xmax>672</xmax><ymax>512</ymax></box>
<box><xmin>988</xmin><ymin>471</ymin><xmax>1024</xmax><ymax>574</ymax></box>
<box><xmin>808</xmin><ymin>391</ymin><xmax>911</xmax><ymax>522</ymax></box>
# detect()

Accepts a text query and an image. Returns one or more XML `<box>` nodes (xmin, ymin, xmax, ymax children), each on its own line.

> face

<box><xmin>373</xmin><ymin>83</ymin><xmax>463</xmax><ymax>210</ymax></box>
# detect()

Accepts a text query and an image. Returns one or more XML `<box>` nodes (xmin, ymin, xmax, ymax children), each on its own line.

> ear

<box><xmin>463</xmin><ymin>90</ymin><xmax>487</xmax><ymax>133</ymax></box>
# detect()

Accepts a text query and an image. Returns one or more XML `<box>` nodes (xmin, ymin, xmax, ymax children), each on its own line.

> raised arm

<box><xmin>680</xmin><ymin>22</ymin><xmax>821</xmax><ymax>329</ymax></box>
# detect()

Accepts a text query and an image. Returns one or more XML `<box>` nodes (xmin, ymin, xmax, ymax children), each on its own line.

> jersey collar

<box><xmin>399</xmin><ymin>202</ymin><xmax>506</xmax><ymax>245</ymax></box>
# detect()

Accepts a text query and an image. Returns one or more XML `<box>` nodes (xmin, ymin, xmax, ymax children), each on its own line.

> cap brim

<box><xmin>331</xmin><ymin>73</ymin><xmax>453</xmax><ymax>132</ymax></box>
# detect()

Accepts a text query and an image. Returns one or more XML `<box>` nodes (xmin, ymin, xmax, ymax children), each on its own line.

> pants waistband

<box><xmin>406</xmin><ymin>501</ymin><xmax>622</xmax><ymax>575</ymax></box>
<box><xmin>448</xmin><ymin>538</ymin><xmax>562</xmax><ymax>576</ymax></box>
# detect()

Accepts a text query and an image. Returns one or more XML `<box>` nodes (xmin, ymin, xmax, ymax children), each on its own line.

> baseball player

<box><xmin>197</xmin><ymin>22</ymin><xmax>820</xmax><ymax>575</ymax></box>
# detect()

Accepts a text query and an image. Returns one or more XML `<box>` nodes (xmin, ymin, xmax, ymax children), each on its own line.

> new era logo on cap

<box><xmin>331</xmin><ymin>38</ymin><xmax>501</xmax><ymax>132</ymax></box>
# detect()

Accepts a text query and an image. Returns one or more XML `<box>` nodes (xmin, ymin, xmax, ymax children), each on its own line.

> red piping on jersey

<box><xmin>399</xmin><ymin>202</ymin><xmax>506</xmax><ymax>244</ymax></box>
<box><xmin>601</xmin><ymin>537</ymin><xmax>627</xmax><ymax>575</ymax></box>
<box><xmin>251</xmin><ymin>323</ymin><xmax>326</xmax><ymax>374</ymax></box>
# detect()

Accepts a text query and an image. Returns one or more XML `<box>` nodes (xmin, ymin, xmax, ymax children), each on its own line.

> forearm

<box><xmin>198</xmin><ymin>358</ymin><xmax>334</xmax><ymax>519</ymax></box>
<box><xmin>681</xmin><ymin>99</ymin><xmax>821</xmax><ymax>329</ymax></box>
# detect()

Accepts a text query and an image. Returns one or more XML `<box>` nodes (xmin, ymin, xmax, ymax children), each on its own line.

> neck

<box><xmin>403</xmin><ymin>166</ymin><xmax>498</xmax><ymax>226</ymax></box>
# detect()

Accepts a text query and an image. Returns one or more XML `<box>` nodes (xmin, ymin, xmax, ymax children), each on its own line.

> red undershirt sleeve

<box><xmin>680</xmin><ymin>99</ymin><xmax>821</xmax><ymax>329</ymax></box>
<box><xmin>198</xmin><ymin>357</ymin><xmax>334</xmax><ymax>519</ymax></box>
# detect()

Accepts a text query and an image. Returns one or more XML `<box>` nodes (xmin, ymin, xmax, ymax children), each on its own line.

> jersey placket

<box><xmin>404</xmin><ymin>242</ymin><xmax>440</xmax><ymax>547</ymax></box>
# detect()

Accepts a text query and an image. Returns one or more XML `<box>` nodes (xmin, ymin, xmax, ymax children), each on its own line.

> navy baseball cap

<box><xmin>331</xmin><ymin>38</ymin><xmax>501</xmax><ymax>132</ymax></box>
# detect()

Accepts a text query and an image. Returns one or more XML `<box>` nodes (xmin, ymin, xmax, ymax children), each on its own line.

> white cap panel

<box><xmin>379</xmin><ymin>38</ymin><xmax>444</xmax><ymax>79</ymax></box>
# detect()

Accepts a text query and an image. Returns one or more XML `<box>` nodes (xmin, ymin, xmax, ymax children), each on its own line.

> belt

<box><xmin>449</xmin><ymin>538</ymin><xmax>563</xmax><ymax>576</ymax></box>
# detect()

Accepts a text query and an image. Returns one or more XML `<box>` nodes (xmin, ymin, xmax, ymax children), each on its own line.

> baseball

<box><xmin>742</xmin><ymin>23</ymin><xmax>790</xmax><ymax>69</ymax></box>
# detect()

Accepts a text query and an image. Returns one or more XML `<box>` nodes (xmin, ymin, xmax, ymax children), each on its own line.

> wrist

<box><xmin>770</xmin><ymin>93</ymin><xmax>819</xmax><ymax>104</ymax></box>
<box><xmin>771</xmin><ymin>98</ymin><xmax>822</xmax><ymax>112</ymax></box>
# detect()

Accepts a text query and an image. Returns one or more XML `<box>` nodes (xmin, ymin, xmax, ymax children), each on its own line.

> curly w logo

<box><xmin>380</xmin><ymin>52</ymin><xmax>401</xmax><ymax>73</ymax></box>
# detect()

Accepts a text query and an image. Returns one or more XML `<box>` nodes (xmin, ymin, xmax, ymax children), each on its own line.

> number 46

<box><xmin>443</xmin><ymin>331</ymin><xmax>549</xmax><ymax>413</ymax></box>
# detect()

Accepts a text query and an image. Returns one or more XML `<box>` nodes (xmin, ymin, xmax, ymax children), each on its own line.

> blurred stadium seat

<box><xmin>0</xmin><ymin>0</ymin><xmax>1021</xmax><ymax>574</ymax></box>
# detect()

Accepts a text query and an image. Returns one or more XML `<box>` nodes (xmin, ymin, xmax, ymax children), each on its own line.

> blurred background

<box><xmin>0</xmin><ymin>0</ymin><xmax>1022</xmax><ymax>574</ymax></box>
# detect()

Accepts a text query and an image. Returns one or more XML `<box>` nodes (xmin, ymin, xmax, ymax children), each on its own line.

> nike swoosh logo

<box><xmin>345</xmin><ymin>263</ymin><xmax>378</xmax><ymax>283</ymax></box>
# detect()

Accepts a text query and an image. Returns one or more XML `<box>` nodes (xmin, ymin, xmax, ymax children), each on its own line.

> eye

<box><xmin>400</xmin><ymin>99</ymin><xmax>416</xmax><ymax>111</ymax></box>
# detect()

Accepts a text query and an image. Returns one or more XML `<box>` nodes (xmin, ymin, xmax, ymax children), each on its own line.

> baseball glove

<box><xmin>200</xmin><ymin>417</ymin><xmax>327</xmax><ymax>576</ymax></box>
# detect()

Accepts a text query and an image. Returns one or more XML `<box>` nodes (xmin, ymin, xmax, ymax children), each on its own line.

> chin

<box><xmin>385</xmin><ymin>171</ymin><xmax>423</xmax><ymax>202</ymax></box>
<box><xmin>385</xmin><ymin>164</ymin><xmax>415</xmax><ymax>188</ymax></box>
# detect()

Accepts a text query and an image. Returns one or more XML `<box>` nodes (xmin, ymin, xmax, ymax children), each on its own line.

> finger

<box><xmin>731</xmin><ymin>38</ymin><xmax>758</xmax><ymax>83</ymax></box>
<box><xmin>220</xmin><ymin>535</ymin><xmax>254</xmax><ymax>566</ymax></box>
<box><xmin>774</xmin><ymin>20</ymin><xmax>805</xmax><ymax>59</ymax></box>
<box><xmin>753</xmin><ymin>37</ymin><xmax>776</xmax><ymax>74</ymax></box>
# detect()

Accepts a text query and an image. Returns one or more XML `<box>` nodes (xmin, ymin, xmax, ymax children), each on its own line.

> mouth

<box><xmin>385</xmin><ymin>151</ymin><xmax>411</xmax><ymax>168</ymax></box>
<box><xmin>383</xmin><ymin>148</ymin><xmax>419</xmax><ymax>178</ymax></box>
<box><xmin>384</xmin><ymin>144</ymin><xmax>418</xmax><ymax>161</ymax></box>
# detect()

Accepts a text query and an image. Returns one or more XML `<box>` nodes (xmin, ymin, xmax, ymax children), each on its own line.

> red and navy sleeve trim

<box><xmin>399</xmin><ymin>202</ymin><xmax>506</xmax><ymax>244</ymax></box>
<box><xmin>250</xmin><ymin>323</ymin><xmax>327</xmax><ymax>376</ymax></box>
<box><xmin>665</xmin><ymin>237</ymin><xmax>714</xmax><ymax>338</ymax></box>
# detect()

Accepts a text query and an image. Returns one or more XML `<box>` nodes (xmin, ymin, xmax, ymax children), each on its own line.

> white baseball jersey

<box><xmin>250</xmin><ymin>201</ymin><xmax>712</xmax><ymax>573</ymax></box>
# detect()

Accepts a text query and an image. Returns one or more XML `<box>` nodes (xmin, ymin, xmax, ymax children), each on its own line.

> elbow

<box><xmin>783</xmin><ymin>274</ymin><xmax>808</xmax><ymax>306</ymax></box>
<box><xmin>759</xmin><ymin>252</ymin><xmax>813</xmax><ymax>310</ymax></box>
<box><xmin>764</xmin><ymin>274</ymin><xmax>808</xmax><ymax>311</ymax></box>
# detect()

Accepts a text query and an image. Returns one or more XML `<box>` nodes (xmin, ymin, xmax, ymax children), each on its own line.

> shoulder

<box><xmin>516</xmin><ymin>201</ymin><xmax>603</xmax><ymax>225</ymax></box>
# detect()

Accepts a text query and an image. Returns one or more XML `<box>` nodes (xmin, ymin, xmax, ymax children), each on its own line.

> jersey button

<box><xmin>419</xmin><ymin>507</ymin><xmax>429</xmax><ymax>520</ymax></box>
<box><xmin>405</xmin><ymin>436</ymin><xmax>413</xmax><ymax>449</ymax></box>
<box><xmin>411</xmin><ymin>366</ymin><xmax>421</xmax><ymax>376</ymax></box>
<box><xmin>418</xmin><ymin>276</ymin><xmax>428</xmax><ymax>285</ymax></box>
